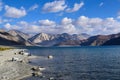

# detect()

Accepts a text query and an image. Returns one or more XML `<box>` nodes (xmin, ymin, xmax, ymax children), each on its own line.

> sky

<box><xmin>0</xmin><ymin>0</ymin><xmax>120</xmax><ymax>35</ymax></box>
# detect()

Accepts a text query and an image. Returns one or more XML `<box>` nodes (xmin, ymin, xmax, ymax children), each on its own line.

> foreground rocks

<box><xmin>0</xmin><ymin>49</ymin><xmax>42</xmax><ymax>80</ymax></box>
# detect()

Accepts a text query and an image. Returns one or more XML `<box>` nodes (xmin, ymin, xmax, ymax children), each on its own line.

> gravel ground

<box><xmin>0</xmin><ymin>49</ymin><xmax>40</xmax><ymax>80</ymax></box>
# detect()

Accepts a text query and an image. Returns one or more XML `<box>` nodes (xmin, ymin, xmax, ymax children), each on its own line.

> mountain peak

<box><xmin>1</xmin><ymin>29</ymin><xmax>120</xmax><ymax>46</ymax></box>
<box><xmin>29</xmin><ymin>32</ymin><xmax>54</xmax><ymax>43</ymax></box>
<box><xmin>8</xmin><ymin>29</ymin><xmax>30</xmax><ymax>40</ymax></box>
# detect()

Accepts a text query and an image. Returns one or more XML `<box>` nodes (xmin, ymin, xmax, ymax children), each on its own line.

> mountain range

<box><xmin>0</xmin><ymin>29</ymin><xmax>120</xmax><ymax>46</ymax></box>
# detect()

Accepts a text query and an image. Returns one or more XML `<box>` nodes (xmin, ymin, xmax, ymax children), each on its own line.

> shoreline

<box><xmin>0</xmin><ymin>49</ymin><xmax>41</xmax><ymax>80</ymax></box>
<box><xmin>14</xmin><ymin>74</ymin><xmax>32</xmax><ymax>80</ymax></box>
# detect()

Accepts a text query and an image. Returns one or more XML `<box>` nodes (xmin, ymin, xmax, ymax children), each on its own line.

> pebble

<box><xmin>49</xmin><ymin>77</ymin><xmax>54</xmax><ymax>80</ymax></box>
<box><xmin>48</xmin><ymin>55</ymin><xmax>53</xmax><ymax>59</ymax></box>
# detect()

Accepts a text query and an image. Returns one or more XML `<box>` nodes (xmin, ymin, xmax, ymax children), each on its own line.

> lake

<box><xmin>23</xmin><ymin>46</ymin><xmax>120</xmax><ymax>80</ymax></box>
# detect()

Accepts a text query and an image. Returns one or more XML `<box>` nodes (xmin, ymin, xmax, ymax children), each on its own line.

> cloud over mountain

<box><xmin>3</xmin><ymin>16</ymin><xmax>120</xmax><ymax>35</ymax></box>
<box><xmin>39</xmin><ymin>19</ymin><xmax>56</xmax><ymax>26</ymax></box>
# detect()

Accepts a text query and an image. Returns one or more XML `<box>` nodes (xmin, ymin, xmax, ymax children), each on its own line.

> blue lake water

<box><xmin>23</xmin><ymin>46</ymin><xmax>120</xmax><ymax>80</ymax></box>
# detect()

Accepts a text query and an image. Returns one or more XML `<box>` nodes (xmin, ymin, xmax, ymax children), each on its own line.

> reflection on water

<box><xmin>23</xmin><ymin>46</ymin><xmax>120</xmax><ymax>80</ymax></box>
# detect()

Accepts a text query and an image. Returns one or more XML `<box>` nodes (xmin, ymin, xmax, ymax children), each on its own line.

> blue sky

<box><xmin>0</xmin><ymin>0</ymin><xmax>120</xmax><ymax>35</ymax></box>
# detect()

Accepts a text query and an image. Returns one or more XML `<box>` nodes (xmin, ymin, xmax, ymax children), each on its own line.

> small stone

<box><xmin>32</xmin><ymin>72</ymin><xmax>42</xmax><ymax>77</ymax></box>
<box><xmin>49</xmin><ymin>77</ymin><xmax>54</xmax><ymax>80</ymax></box>
<box><xmin>48</xmin><ymin>55</ymin><xmax>53</xmax><ymax>59</ymax></box>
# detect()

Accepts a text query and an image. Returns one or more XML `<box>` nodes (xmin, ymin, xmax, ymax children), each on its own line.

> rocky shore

<box><xmin>0</xmin><ymin>49</ymin><xmax>42</xmax><ymax>80</ymax></box>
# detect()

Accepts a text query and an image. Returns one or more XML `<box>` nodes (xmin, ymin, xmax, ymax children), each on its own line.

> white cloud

<box><xmin>4</xmin><ymin>23</ymin><xmax>19</xmax><ymax>30</ymax></box>
<box><xmin>4</xmin><ymin>23</ymin><xmax>11</xmax><ymax>29</ymax></box>
<box><xmin>117</xmin><ymin>16</ymin><xmax>120</xmax><ymax>19</ymax></box>
<box><xmin>56</xmin><ymin>24</ymin><xmax>76</xmax><ymax>34</ymax></box>
<box><xmin>66</xmin><ymin>2</ymin><xmax>84</xmax><ymax>13</ymax></box>
<box><xmin>0</xmin><ymin>17</ymin><xmax>12</xmax><ymax>24</ymax></box>
<box><xmin>29</xmin><ymin>4</ymin><xmax>38</xmax><ymax>11</ymax></box>
<box><xmin>61</xmin><ymin>17</ymin><xmax>72</xmax><ymax>25</ymax></box>
<box><xmin>39</xmin><ymin>19</ymin><xmax>56</xmax><ymax>26</ymax></box>
<box><xmin>75</xmin><ymin>16</ymin><xmax>120</xmax><ymax>35</ymax></box>
<box><xmin>99</xmin><ymin>2</ymin><xmax>104</xmax><ymax>7</ymax></box>
<box><xmin>42</xmin><ymin>0</ymin><xmax>67</xmax><ymax>13</ymax></box>
<box><xmin>38</xmin><ymin>19</ymin><xmax>76</xmax><ymax>34</ymax></box>
<box><xmin>3</xmin><ymin>19</ymin><xmax>76</xmax><ymax>34</ymax></box>
<box><xmin>18</xmin><ymin>21</ymin><xmax>29</xmax><ymax>28</ymax></box>
<box><xmin>5</xmin><ymin>5</ymin><xmax>27</xmax><ymax>18</ymax></box>
<box><xmin>4</xmin><ymin>16</ymin><xmax>120</xmax><ymax>35</ymax></box>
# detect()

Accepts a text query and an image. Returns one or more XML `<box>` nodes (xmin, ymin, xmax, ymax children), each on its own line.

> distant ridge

<box><xmin>0</xmin><ymin>29</ymin><xmax>120</xmax><ymax>46</ymax></box>
<box><xmin>29</xmin><ymin>33</ymin><xmax>90</xmax><ymax>46</ymax></box>
<box><xmin>81</xmin><ymin>33</ymin><xmax>120</xmax><ymax>46</ymax></box>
